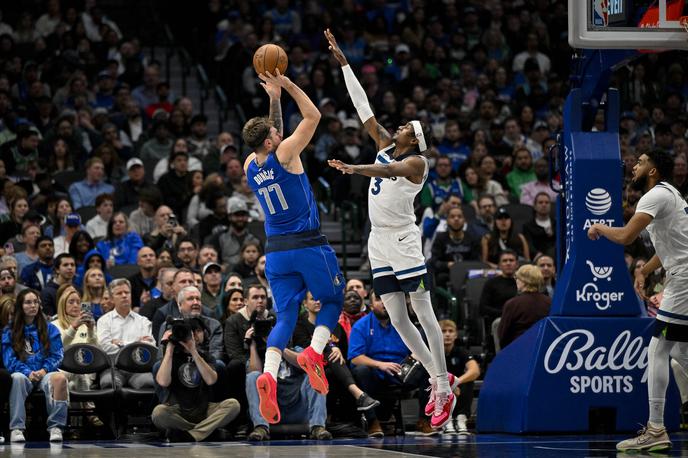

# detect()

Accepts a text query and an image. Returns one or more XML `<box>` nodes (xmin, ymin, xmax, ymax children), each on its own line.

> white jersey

<box><xmin>635</xmin><ymin>182</ymin><xmax>688</xmax><ymax>274</ymax></box>
<box><xmin>368</xmin><ymin>145</ymin><xmax>428</xmax><ymax>229</ymax></box>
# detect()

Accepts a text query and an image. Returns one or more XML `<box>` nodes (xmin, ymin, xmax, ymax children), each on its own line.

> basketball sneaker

<box><xmin>431</xmin><ymin>391</ymin><xmax>457</xmax><ymax>429</ymax></box>
<box><xmin>425</xmin><ymin>373</ymin><xmax>459</xmax><ymax>416</ymax></box>
<box><xmin>297</xmin><ymin>346</ymin><xmax>329</xmax><ymax>394</ymax></box>
<box><xmin>616</xmin><ymin>423</ymin><xmax>671</xmax><ymax>452</ymax></box>
<box><xmin>256</xmin><ymin>372</ymin><xmax>281</xmax><ymax>424</ymax></box>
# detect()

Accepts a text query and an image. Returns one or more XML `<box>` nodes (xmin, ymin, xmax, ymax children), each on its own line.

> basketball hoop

<box><xmin>681</xmin><ymin>15</ymin><xmax>688</xmax><ymax>32</ymax></box>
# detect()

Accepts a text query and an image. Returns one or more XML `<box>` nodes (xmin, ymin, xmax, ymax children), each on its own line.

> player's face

<box><xmin>264</xmin><ymin>126</ymin><xmax>282</xmax><ymax>150</ymax></box>
<box><xmin>393</xmin><ymin>123</ymin><xmax>415</xmax><ymax>145</ymax></box>
<box><xmin>631</xmin><ymin>154</ymin><xmax>654</xmax><ymax>190</ymax></box>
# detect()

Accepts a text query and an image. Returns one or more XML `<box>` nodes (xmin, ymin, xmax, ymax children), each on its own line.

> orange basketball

<box><xmin>253</xmin><ymin>44</ymin><xmax>288</xmax><ymax>76</ymax></box>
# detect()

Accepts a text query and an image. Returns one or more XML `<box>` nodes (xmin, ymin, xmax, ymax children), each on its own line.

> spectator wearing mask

<box><xmin>523</xmin><ymin>192</ymin><xmax>556</xmax><ymax>259</ymax></box>
<box><xmin>439</xmin><ymin>319</ymin><xmax>480</xmax><ymax>435</ymax></box>
<box><xmin>85</xmin><ymin>193</ymin><xmax>114</xmax><ymax>239</ymax></box>
<box><xmin>96</xmin><ymin>212</ymin><xmax>144</xmax><ymax>267</ymax></box>
<box><xmin>520</xmin><ymin>159</ymin><xmax>559</xmax><ymax>206</ymax></box>
<box><xmin>40</xmin><ymin>253</ymin><xmax>76</xmax><ymax>317</ymax></box>
<box><xmin>2</xmin><ymin>289</ymin><xmax>68</xmax><ymax>442</ymax></box>
<box><xmin>481</xmin><ymin>207</ymin><xmax>530</xmax><ymax>267</ymax></box>
<box><xmin>431</xmin><ymin>207</ymin><xmax>481</xmax><ymax>287</ymax></box>
<box><xmin>154</xmin><ymin>316</ymin><xmax>240</xmax><ymax>441</ymax></box>
<box><xmin>498</xmin><ymin>265</ymin><xmax>551</xmax><ymax>350</ymax></box>
<box><xmin>68</xmin><ymin>158</ymin><xmax>115</xmax><ymax>209</ymax></box>
<box><xmin>20</xmin><ymin>236</ymin><xmax>55</xmax><ymax>292</ymax></box>
<box><xmin>96</xmin><ymin>279</ymin><xmax>155</xmax><ymax>389</ymax></box>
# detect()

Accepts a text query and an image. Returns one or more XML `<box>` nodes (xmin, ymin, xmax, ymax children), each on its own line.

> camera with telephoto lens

<box><xmin>165</xmin><ymin>317</ymin><xmax>191</xmax><ymax>343</ymax></box>
<box><xmin>249</xmin><ymin>310</ymin><xmax>275</xmax><ymax>339</ymax></box>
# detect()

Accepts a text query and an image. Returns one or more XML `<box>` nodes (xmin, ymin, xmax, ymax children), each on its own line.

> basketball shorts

<box><xmin>657</xmin><ymin>266</ymin><xmax>688</xmax><ymax>325</ymax></box>
<box><xmin>369</xmin><ymin>224</ymin><xmax>427</xmax><ymax>292</ymax></box>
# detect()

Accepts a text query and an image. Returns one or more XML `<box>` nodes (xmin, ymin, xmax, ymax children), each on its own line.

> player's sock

<box><xmin>264</xmin><ymin>347</ymin><xmax>282</xmax><ymax>380</ymax></box>
<box><xmin>381</xmin><ymin>291</ymin><xmax>434</xmax><ymax>369</ymax></box>
<box><xmin>410</xmin><ymin>290</ymin><xmax>449</xmax><ymax>392</ymax></box>
<box><xmin>647</xmin><ymin>335</ymin><xmax>673</xmax><ymax>428</ymax></box>
<box><xmin>310</xmin><ymin>325</ymin><xmax>330</xmax><ymax>355</ymax></box>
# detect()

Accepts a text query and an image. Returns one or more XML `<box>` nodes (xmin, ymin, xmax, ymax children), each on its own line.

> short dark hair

<box><xmin>54</xmin><ymin>253</ymin><xmax>75</xmax><ymax>270</ymax></box>
<box><xmin>498</xmin><ymin>249</ymin><xmax>518</xmax><ymax>262</ymax></box>
<box><xmin>95</xmin><ymin>193</ymin><xmax>113</xmax><ymax>207</ymax></box>
<box><xmin>244</xmin><ymin>282</ymin><xmax>267</xmax><ymax>299</ymax></box>
<box><xmin>645</xmin><ymin>149</ymin><xmax>675</xmax><ymax>181</ymax></box>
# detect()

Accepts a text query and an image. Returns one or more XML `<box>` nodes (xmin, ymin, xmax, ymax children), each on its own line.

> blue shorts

<box><xmin>265</xmin><ymin>244</ymin><xmax>345</xmax><ymax>313</ymax></box>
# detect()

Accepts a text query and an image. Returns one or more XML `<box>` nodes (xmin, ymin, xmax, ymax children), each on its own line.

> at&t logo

<box><xmin>583</xmin><ymin>187</ymin><xmax>614</xmax><ymax>230</ymax></box>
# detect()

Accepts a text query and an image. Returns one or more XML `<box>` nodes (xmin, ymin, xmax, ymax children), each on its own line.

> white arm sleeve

<box><xmin>342</xmin><ymin>65</ymin><xmax>374</xmax><ymax>124</ymax></box>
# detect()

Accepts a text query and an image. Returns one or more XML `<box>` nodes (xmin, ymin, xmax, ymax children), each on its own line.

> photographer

<box><xmin>154</xmin><ymin>317</ymin><xmax>240</xmax><ymax>441</ymax></box>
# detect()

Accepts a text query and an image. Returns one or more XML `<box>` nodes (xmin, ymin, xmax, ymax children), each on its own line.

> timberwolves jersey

<box><xmin>368</xmin><ymin>145</ymin><xmax>428</xmax><ymax>229</ymax></box>
<box><xmin>246</xmin><ymin>153</ymin><xmax>320</xmax><ymax>238</ymax></box>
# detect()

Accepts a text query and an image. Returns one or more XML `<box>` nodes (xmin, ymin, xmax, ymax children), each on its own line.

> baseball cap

<box><xmin>342</xmin><ymin>119</ymin><xmax>359</xmax><ymax>130</ymax></box>
<box><xmin>228</xmin><ymin>197</ymin><xmax>249</xmax><ymax>215</ymax></box>
<box><xmin>65</xmin><ymin>213</ymin><xmax>82</xmax><ymax>227</ymax></box>
<box><xmin>319</xmin><ymin>97</ymin><xmax>335</xmax><ymax>109</ymax></box>
<box><xmin>202</xmin><ymin>262</ymin><xmax>222</xmax><ymax>275</ymax></box>
<box><xmin>533</xmin><ymin>120</ymin><xmax>549</xmax><ymax>131</ymax></box>
<box><xmin>495</xmin><ymin>207</ymin><xmax>511</xmax><ymax>219</ymax></box>
<box><xmin>126</xmin><ymin>158</ymin><xmax>144</xmax><ymax>170</ymax></box>
<box><xmin>395</xmin><ymin>44</ymin><xmax>410</xmax><ymax>54</ymax></box>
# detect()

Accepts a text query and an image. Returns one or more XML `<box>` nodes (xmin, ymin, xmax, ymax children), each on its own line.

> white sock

<box><xmin>648</xmin><ymin>399</ymin><xmax>665</xmax><ymax>428</ymax></box>
<box><xmin>310</xmin><ymin>325</ymin><xmax>330</xmax><ymax>355</ymax></box>
<box><xmin>436</xmin><ymin>372</ymin><xmax>450</xmax><ymax>394</ymax></box>
<box><xmin>424</xmin><ymin>361</ymin><xmax>437</xmax><ymax>385</ymax></box>
<box><xmin>264</xmin><ymin>348</ymin><xmax>282</xmax><ymax>379</ymax></box>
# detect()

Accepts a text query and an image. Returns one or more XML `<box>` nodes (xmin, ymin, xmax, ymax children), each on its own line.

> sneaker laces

<box><xmin>433</xmin><ymin>391</ymin><xmax>449</xmax><ymax>417</ymax></box>
<box><xmin>426</xmin><ymin>380</ymin><xmax>437</xmax><ymax>402</ymax></box>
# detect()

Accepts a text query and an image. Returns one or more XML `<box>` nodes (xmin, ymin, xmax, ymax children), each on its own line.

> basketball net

<box><xmin>637</xmin><ymin>0</ymin><xmax>686</xmax><ymax>52</ymax></box>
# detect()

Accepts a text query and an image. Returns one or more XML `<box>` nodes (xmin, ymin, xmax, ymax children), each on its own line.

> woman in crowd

<box><xmin>45</xmin><ymin>197</ymin><xmax>73</xmax><ymax>238</ymax></box>
<box><xmin>481</xmin><ymin>208</ymin><xmax>530</xmax><ymax>267</ymax></box>
<box><xmin>0</xmin><ymin>295</ymin><xmax>13</xmax><ymax>444</ymax></box>
<box><xmin>2</xmin><ymin>289</ymin><xmax>68</xmax><ymax>442</ymax></box>
<box><xmin>96</xmin><ymin>211</ymin><xmax>143</xmax><ymax>266</ymax></box>
<box><xmin>52</xmin><ymin>284</ymin><xmax>103</xmax><ymax>427</ymax></box>
<box><xmin>220</xmin><ymin>287</ymin><xmax>245</xmax><ymax>323</ymax></box>
<box><xmin>69</xmin><ymin>230</ymin><xmax>96</xmax><ymax>268</ymax></box>
<box><xmin>232</xmin><ymin>241</ymin><xmax>261</xmax><ymax>281</ymax></box>
<box><xmin>0</xmin><ymin>196</ymin><xmax>30</xmax><ymax>245</ymax></box>
<box><xmin>74</xmin><ymin>248</ymin><xmax>110</xmax><ymax>289</ymax></box>
<box><xmin>80</xmin><ymin>268</ymin><xmax>107</xmax><ymax>321</ymax></box>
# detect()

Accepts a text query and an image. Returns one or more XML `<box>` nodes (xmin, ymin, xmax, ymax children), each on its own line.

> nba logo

<box><xmin>593</xmin><ymin>0</ymin><xmax>609</xmax><ymax>26</ymax></box>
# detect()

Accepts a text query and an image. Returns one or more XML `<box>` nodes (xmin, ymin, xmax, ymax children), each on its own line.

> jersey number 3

<box><xmin>258</xmin><ymin>184</ymin><xmax>289</xmax><ymax>215</ymax></box>
<box><xmin>371</xmin><ymin>177</ymin><xmax>383</xmax><ymax>195</ymax></box>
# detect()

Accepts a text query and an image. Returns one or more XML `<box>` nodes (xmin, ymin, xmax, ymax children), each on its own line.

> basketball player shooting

<box><xmin>325</xmin><ymin>28</ymin><xmax>457</xmax><ymax>429</ymax></box>
<box><xmin>588</xmin><ymin>150</ymin><xmax>688</xmax><ymax>452</ymax></box>
<box><xmin>242</xmin><ymin>68</ymin><xmax>344</xmax><ymax>425</ymax></box>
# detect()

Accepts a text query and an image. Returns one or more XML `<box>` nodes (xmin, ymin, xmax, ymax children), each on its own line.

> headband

<box><xmin>411</xmin><ymin>120</ymin><xmax>427</xmax><ymax>152</ymax></box>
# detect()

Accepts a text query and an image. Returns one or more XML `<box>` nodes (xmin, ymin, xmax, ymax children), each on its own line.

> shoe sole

<box><xmin>431</xmin><ymin>395</ymin><xmax>458</xmax><ymax>430</ymax></box>
<box><xmin>256</xmin><ymin>376</ymin><xmax>281</xmax><ymax>424</ymax></box>
<box><xmin>617</xmin><ymin>441</ymin><xmax>672</xmax><ymax>452</ymax></box>
<box><xmin>368</xmin><ymin>432</ymin><xmax>384</xmax><ymax>438</ymax></box>
<box><xmin>357</xmin><ymin>399</ymin><xmax>381</xmax><ymax>411</ymax></box>
<box><xmin>297</xmin><ymin>352</ymin><xmax>328</xmax><ymax>395</ymax></box>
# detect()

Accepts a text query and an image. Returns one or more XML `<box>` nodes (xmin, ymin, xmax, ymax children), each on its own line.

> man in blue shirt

<box><xmin>68</xmin><ymin>157</ymin><xmax>114</xmax><ymax>209</ymax></box>
<box><xmin>20</xmin><ymin>236</ymin><xmax>54</xmax><ymax>292</ymax></box>
<box><xmin>349</xmin><ymin>290</ymin><xmax>431</xmax><ymax>437</ymax></box>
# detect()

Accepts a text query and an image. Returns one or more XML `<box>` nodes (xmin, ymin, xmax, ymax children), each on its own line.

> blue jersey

<box><xmin>246</xmin><ymin>153</ymin><xmax>320</xmax><ymax>238</ymax></box>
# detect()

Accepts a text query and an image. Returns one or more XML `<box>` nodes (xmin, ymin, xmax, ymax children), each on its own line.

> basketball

<box><xmin>253</xmin><ymin>44</ymin><xmax>288</xmax><ymax>76</ymax></box>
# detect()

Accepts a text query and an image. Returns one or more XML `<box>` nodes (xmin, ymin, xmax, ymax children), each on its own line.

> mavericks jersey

<box><xmin>246</xmin><ymin>153</ymin><xmax>320</xmax><ymax>238</ymax></box>
<box><xmin>368</xmin><ymin>145</ymin><xmax>428</xmax><ymax>229</ymax></box>
<box><xmin>635</xmin><ymin>181</ymin><xmax>688</xmax><ymax>273</ymax></box>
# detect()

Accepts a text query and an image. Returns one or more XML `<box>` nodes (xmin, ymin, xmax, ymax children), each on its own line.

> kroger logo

<box><xmin>585</xmin><ymin>188</ymin><xmax>612</xmax><ymax>215</ymax></box>
<box><xmin>575</xmin><ymin>261</ymin><xmax>624</xmax><ymax>310</ymax></box>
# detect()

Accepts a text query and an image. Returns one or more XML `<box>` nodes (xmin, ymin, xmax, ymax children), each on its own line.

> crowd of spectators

<box><xmin>0</xmin><ymin>0</ymin><xmax>686</xmax><ymax>444</ymax></box>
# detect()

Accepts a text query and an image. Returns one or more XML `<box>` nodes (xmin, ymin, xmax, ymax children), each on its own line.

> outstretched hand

<box><xmin>261</xmin><ymin>80</ymin><xmax>281</xmax><ymax>99</ymax></box>
<box><xmin>324</xmin><ymin>29</ymin><xmax>348</xmax><ymax>66</ymax></box>
<box><xmin>258</xmin><ymin>69</ymin><xmax>291</xmax><ymax>89</ymax></box>
<box><xmin>328</xmin><ymin>159</ymin><xmax>354</xmax><ymax>174</ymax></box>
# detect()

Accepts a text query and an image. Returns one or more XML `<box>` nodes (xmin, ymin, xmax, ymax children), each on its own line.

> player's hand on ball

<box><xmin>258</xmin><ymin>69</ymin><xmax>290</xmax><ymax>88</ymax></box>
<box><xmin>260</xmin><ymin>80</ymin><xmax>281</xmax><ymax>99</ymax></box>
<box><xmin>324</xmin><ymin>29</ymin><xmax>348</xmax><ymax>66</ymax></box>
<box><xmin>328</xmin><ymin>159</ymin><xmax>354</xmax><ymax>174</ymax></box>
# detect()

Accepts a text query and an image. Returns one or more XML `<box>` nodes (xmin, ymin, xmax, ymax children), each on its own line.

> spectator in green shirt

<box><xmin>506</xmin><ymin>147</ymin><xmax>536</xmax><ymax>200</ymax></box>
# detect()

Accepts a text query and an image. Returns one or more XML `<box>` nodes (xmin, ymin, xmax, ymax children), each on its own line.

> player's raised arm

<box><xmin>261</xmin><ymin>79</ymin><xmax>283</xmax><ymax>137</ymax></box>
<box><xmin>259</xmin><ymin>70</ymin><xmax>320</xmax><ymax>165</ymax></box>
<box><xmin>324</xmin><ymin>29</ymin><xmax>393</xmax><ymax>151</ymax></box>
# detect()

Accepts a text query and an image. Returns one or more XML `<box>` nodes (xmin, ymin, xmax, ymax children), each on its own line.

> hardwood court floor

<box><xmin>4</xmin><ymin>432</ymin><xmax>688</xmax><ymax>457</ymax></box>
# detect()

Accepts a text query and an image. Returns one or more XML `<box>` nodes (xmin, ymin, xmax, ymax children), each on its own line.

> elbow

<box><xmin>156</xmin><ymin>376</ymin><xmax>169</xmax><ymax>388</ymax></box>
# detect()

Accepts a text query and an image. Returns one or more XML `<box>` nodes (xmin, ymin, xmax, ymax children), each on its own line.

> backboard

<box><xmin>569</xmin><ymin>0</ymin><xmax>688</xmax><ymax>50</ymax></box>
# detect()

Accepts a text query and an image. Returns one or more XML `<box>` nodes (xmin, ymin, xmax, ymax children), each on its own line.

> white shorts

<box><xmin>658</xmin><ymin>267</ymin><xmax>688</xmax><ymax>324</ymax></box>
<box><xmin>368</xmin><ymin>225</ymin><xmax>427</xmax><ymax>281</ymax></box>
